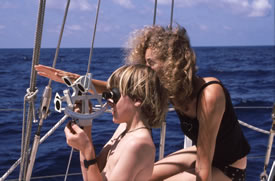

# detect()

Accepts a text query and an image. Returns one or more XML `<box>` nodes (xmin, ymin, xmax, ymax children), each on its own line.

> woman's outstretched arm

<box><xmin>35</xmin><ymin>64</ymin><xmax>108</xmax><ymax>93</ymax></box>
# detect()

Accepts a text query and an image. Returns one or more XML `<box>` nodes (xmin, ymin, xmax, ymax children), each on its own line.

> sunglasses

<box><xmin>102</xmin><ymin>88</ymin><xmax>121</xmax><ymax>104</ymax></box>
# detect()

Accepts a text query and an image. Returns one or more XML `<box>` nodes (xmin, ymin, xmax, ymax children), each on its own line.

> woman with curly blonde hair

<box><xmin>125</xmin><ymin>25</ymin><xmax>250</xmax><ymax>181</ymax></box>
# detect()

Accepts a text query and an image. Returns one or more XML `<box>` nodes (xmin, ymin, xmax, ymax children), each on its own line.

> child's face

<box><xmin>111</xmin><ymin>95</ymin><xmax>136</xmax><ymax>124</ymax></box>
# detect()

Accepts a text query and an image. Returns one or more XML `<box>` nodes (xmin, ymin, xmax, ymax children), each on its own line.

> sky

<box><xmin>0</xmin><ymin>0</ymin><xmax>274</xmax><ymax>48</ymax></box>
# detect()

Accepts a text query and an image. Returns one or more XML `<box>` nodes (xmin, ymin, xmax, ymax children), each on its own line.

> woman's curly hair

<box><xmin>125</xmin><ymin>25</ymin><xmax>197</xmax><ymax>104</ymax></box>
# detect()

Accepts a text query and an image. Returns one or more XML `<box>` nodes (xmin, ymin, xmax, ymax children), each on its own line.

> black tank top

<box><xmin>176</xmin><ymin>81</ymin><xmax>250</xmax><ymax>167</ymax></box>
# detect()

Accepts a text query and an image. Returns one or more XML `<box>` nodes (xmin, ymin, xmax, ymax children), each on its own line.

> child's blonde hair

<box><xmin>107</xmin><ymin>64</ymin><xmax>168</xmax><ymax>128</ymax></box>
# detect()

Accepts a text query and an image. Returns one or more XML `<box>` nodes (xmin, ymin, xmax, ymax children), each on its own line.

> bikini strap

<box><xmin>196</xmin><ymin>81</ymin><xmax>223</xmax><ymax>115</ymax></box>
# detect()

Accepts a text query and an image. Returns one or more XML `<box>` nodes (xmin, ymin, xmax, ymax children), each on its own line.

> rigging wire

<box><xmin>169</xmin><ymin>0</ymin><xmax>174</xmax><ymax>29</ymax></box>
<box><xmin>64</xmin><ymin>148</ymin><xmax>74</xmax><ymax>181</ymax></box>
<box><xmin>49</xmin><ymin>0</ymin><xmax>71</xmax><ymax>87</ymax></box>
<box><xmin>153</xmin><ymin>0</ymin><xmax>157</xmax><ymax>25</ymax></box>
<box><xmin>86</xmin><ymin>0</ymin><xmax>101</xmax><ymax>74</ymax></box>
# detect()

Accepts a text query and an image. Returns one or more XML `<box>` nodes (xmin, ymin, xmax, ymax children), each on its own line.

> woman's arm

<box><xmin>196</xmin><ymin>84</ymin><xmax>225</xmax><ymax>181</ymax></box>
<box><xmin>35</xmin><ymin>64</ymin><xmax>108</xmax><ymax>93</ymax></box>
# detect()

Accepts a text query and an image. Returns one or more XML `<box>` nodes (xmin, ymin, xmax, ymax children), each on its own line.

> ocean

<box><xmin>0</xmin><ymin>46</ymin><xmax>274</xmax><ymax>180</ymax></box>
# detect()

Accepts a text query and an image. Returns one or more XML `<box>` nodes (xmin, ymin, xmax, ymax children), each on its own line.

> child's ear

<box><xmin>134</xmin><ymin>100</ymin><xmax>141</xmax><ymax>107</ymax></box>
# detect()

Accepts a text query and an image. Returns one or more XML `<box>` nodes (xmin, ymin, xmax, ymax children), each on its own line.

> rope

<box><xmin>86</xmin><ymin>0</ymin><xmax>101</xmax><ymax>74</ymax></box>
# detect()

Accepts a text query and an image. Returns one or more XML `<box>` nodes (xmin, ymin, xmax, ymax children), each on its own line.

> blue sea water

<box><xmin>0</xmin><ymin>46</ymin><xmax>274</xmax><ymax>180</ymax></box>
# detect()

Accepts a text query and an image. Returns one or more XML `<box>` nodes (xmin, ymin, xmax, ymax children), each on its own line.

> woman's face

<box><xmin>145</xmin><ymin>48</ymin><xmax>164</xmax><ymax>74</ymax></box>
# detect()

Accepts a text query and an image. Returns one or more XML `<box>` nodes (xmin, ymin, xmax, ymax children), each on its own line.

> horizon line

<box><xmin>0</xmin><ymin>44</ymin><xmax>274</xmax><ymax>49</ymax></box>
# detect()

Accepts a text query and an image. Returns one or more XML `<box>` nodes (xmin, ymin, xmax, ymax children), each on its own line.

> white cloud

<box><xmin>112</xmin><ymin>0</ymin><xmax>134</xmax><ymax>8</ymax></box>
<box><xmin>153</xmin><ymin>0</ymin><xmax>272</xmax><ymax>17</ymax></box>
<box><xmin>249</xmin><ymin>0</ymin><xmax>272</xmax><ymax>17</ymax></box>
<box><xmin>221</xmin><ymin>0</ymin><xmax>272</xmax><ymax>17</ymax></box>
<box><xmin>71</xmin><ymin>0</ymin><xmax>94</xmax><ymax>11</ymax></box>
<box><xmin>157</xmin><ymin>0</ymin><xmax>211</xmax><ymax>7</ymax></box>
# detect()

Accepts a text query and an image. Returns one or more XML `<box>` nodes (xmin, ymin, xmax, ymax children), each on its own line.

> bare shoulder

<box><xmin>120</xmin><ymin>134</ymin><xmax>155</xmax><ymax>168</ymax></box>
<box><xmin>198</xmin><ymin>77</ymin><xmax>226</xmax><ymax>121</ymax></box>
<box><xmin>201</xmin><ymin>77</ymin><xmax>225</xmax><ymax>104</ymax></box>
<box><xmin>126</xmin><ymin>134</ymin><xmax>155</xmax><ymax>154</ymax></box>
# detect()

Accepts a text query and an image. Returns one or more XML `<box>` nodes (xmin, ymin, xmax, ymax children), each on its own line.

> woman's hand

<box><xmin>35</xmin><ymin>64</ymin><xmax>80</xmax><ymax>84</ymax></box>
